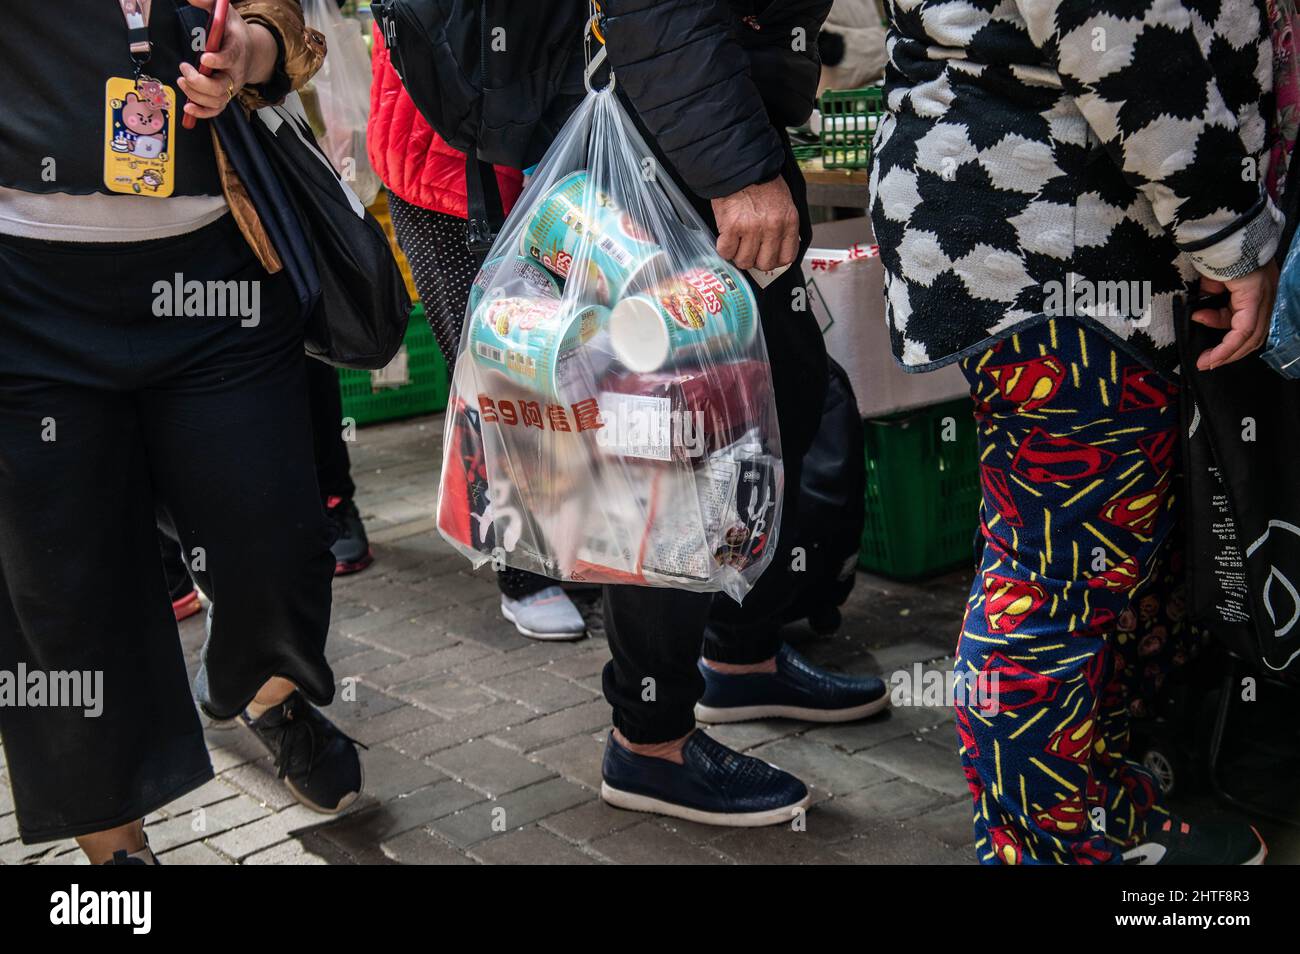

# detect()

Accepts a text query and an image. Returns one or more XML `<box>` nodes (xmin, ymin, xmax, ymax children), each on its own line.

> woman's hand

<box><xmin>1191</xmin><ymin>261</ymin><xmax>1279</xmax><ymax>371</ymax></box>
<box><xmin>177</xmin><ymin>0</ymin><xmax>279</xmax><ymax>121</ymax></box>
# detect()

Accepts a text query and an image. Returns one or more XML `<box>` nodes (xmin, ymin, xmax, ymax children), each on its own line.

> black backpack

<box><xmin>371</xmin><ymin>0</ymin><xmax>585</xmax><ymax>253</ymax></box>
<box><xmin>777</xmin><ymin>357</ymin><xmax>866</xmax><ymax>633</ymax></box>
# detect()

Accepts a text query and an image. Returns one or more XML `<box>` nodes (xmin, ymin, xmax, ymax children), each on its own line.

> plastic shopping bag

<box><xmin>302</xmin><ymin>0</ymin><xmax>381</xmax><ymax>205</ymax></box>
<box><xmin>436</xmin><ymin>86</ymin><xmax>783</xmax><ymax>603</ymax></box>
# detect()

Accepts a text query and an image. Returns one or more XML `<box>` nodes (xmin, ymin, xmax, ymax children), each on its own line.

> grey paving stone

<box><xmin>364</xmin><ymin>643</ymin><xmax>485</xmax><ymax>689</ymax></box>
<box><xmin>352</xmin><ymin>612</ymin><xmax>462</xmax><ymax>658</ymax></box>
<box><xmin>469</xmin><ymin>825</ymin><xmax>600</xmax><ymax>864</ymax></box>
<box><xmin>539</xmin><ymin>798</ymin><xmax>643</xmax><ymax>844</ymax></box>
<box><xmin>313</xmin><ymin>780</ymin><xmax>482</xmax><ymax>862</ymax></box>
<box><xmin>909</xmin><ymin>799</ymin><xmax>978</xmax><ymax>849</ymax></box>
<box><xmin>490</xmin><ymin>699</ymin><xmax>609</xmax><ymax>754</ymax></box>
<box><xmin>430</xmin><ymin>777</ymin><xmax>590</xmax><ymax>847</ymax></box>
<box><xmin>434</xmin><ymin>601</ymin><xmax>528</xmax><ymax>650</ymax></box>
<box><xmin>242</xmin><ymin>839</ymin><xmax>336</xmax><ymax>865</ymax></box>
<box><xmin>824</xmin><ymin>777</ymin><xmax>957</xmax><ymax>826</ymax></box>
<box><xmin>709</xmin><ymin>822</ymin><xmax>861</xmax><ymax>864</ymax></box>
<box><xmin>328</xmin><ymin>646</ymin><xmax>406</xmax><ymax>676</ymax></box>
<box><xmin>427</xmin><ymin>738</ymin><xmax>555</xmax><ymax>797</ymax></box>
<box><xmin>855</xmin><ymin>736</ymin><xmax>968</xmax><ymax>798</ymax></box>
<box><xmin>833</xmin><ymin>821</ymin><xmax>973</xmax><ymax>865</ymax></box>
<box><xmin>530</xmin><ymin>731</ymin><xmax>608</xmax><ymax>791</ymax></box>
<box><xmin>385</xmin><ymin>701</ymin><xmax>534</xmax><ymax>758</ymax></box>
<box><xmin>157</xmin><ymin>841</ymin><xmax>235</xmax><ymax>865</ymax></box>
<box><xmin>207</xmin><ymin>804</ymin><xmax>333</xmax><ymax>861</ymax></box>
<box><xmin>203</xmin><ymin>722</ymin><xmax>270</xmax><ymax>773</ymax></box>
<box><xmin>153</xmin><ymin>777</ymin><xmax>244</xmax><ymax>816</ymax></box>
<box><xmin>340</xmin><ymin>695</ymin><xmax>444</xmax><ymax>746</ymax></box>
<box><xmin>804</xmin><ymin>705</ymin><xmax>951</xmax><ymax>753</ymax></box>
<box><xmin>542</xmin><ymin>646</ymin><xmax>612</xmax><ymax>681</ymax></box>
<box><xmin>355</xmin><ymin>745</ymin><xmax>448</xmax><ymax>802</ymax></box>
<box><xmin>144</xmin><ymin>794</ymin><xmax>271</xmax><ymax>853</ymax></box>
<box><xmin>453</xmin><ymin>641</ymin><xmax>586</xmax><ymax>684</ymax></box>
<box><xmin>396</xmin><ymin>675</ymin><xmax>499</xmax><ymax>719</ymax></box>
<box><xmin>749</xmin><ymin>737</ymin><xmax>893</xmax><ymax>797</ymax></box>
<box><xmin>702</xmin><ymin>720</ymin><xmax>806</xmax><ymax>752</ymax></box>
<box><xmin>381</xmin><ymin>828</ymin><xmax>477</xmax><ymax>864</ymax></box>
<box><xmin>221</xmin><ymin>758</ymin><xmax>300</xmax><ymax>811</ymax></box>
<box><xmin>483</xmin><ymin>668</ymin><xmax>598</xmax><ymax>714</ymax></box>
<box><xmin>589</xmin><ymin>822</ymin><xmax>731</xmax><ymax>865</ymax></box>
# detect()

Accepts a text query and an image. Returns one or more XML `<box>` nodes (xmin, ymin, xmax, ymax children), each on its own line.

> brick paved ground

<box><xmin>3</xmin><ymin>412</ymin><xmax>1296</xmax><ymax>864</ymax></box>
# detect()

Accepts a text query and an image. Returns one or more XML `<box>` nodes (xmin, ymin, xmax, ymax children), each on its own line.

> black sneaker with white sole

<box><xmin>241</xmin><ymin>692</ymin><xmax>366</xmax><ymax>814</ymax></box>
<box><xmin>1123</xmin><ymin>816</ymin><xmax>1267</xmax><ymax>865</ymax></box>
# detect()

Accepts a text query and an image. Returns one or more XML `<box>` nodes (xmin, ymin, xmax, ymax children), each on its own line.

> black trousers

<box><xmin>601</xmin><ymin>138</ymin><xmax>830</xmax><ymax>743</ymax></box>
<box><xmin>0</xmin><ymin>215</ymin><xmax>336</xmax><ymax>842</ymax></box>
<box><xmin>305</xmin><ymin>353</ymin><xmax>355</xmax><ymax>502</ymax></box>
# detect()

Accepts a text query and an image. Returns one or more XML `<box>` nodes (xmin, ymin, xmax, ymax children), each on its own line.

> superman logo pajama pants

<box><xmin>954</xmin><ymin>317</ymin><xmax>1198</xmax><ymax>864</ymax></box>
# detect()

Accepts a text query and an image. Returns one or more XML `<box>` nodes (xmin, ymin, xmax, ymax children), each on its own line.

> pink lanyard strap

<box><xmin>117</xmin><ymin>0</ymin><xmax>154</xmax><ymax>69</ymax></box>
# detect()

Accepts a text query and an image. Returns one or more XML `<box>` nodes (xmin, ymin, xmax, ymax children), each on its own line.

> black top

<box><xmin>600</xmin><ymin>0</ymin><xmax>833</xmax><ymax>200</ymax></box>
<box><xmin>0</xmin><ymin>0</ymin><xmax>223</xmax><ymax>196</ymax></box>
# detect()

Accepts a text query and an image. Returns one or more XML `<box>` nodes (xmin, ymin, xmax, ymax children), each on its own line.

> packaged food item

<box><xmin>436</xmin><ymin>394</ymin><xmax>495</xmax><ymax>557</ymax></box>
<box><xmin>568</xmin><ymin>434</ymin><xmax>781</xmax><ymax>586</ymax></box>
<box><xmin>608</xmin><ymin>262</ymin><xmax>757</xmax><ymax>372</ymax></box>
<box><xmin>469</xmin><ymin>254</ymin><xmax>562</xmax><ymax>313</ymax></box>
<box><xmin>596</xmin><ymin>360</ymin><xmax>773</xmax><ymax>463</ymax></box>
<box><xmin>520</xmin><ymin>171</ymin><xmax>668</xmax><ymax>302</ymax></box>
<box><xmin>468</xmin><ymin>296</ymin><xmax>609</xmax><ymax>400</ymax></box>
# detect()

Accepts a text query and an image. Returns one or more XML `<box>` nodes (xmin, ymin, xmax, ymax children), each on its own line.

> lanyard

<box><xmin>117</xmin><ymin>0</ymin><xmax>154</xmax><ymax>77</ymax></box>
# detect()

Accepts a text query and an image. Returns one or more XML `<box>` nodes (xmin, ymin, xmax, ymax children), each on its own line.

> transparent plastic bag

<box><xmin>302</xmin><ymin>0</ymin><xmax>381</xmax><ymax>205</ymax></box>
<box><xmin>436</xmin><ymin>85</ymin><xmax>783</xmax><ymax>603</ymax></box>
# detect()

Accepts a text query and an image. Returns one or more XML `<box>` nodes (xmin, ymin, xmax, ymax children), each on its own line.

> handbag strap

<box><xmin>466</xmin><ymin>151</ymin><xmax>503</xmax><ymax>259</ymax></box>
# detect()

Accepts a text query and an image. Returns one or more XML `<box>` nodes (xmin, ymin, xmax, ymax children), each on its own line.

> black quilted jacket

<box><xmin>601</xmin><ymin>0</ymin><xmax>833</xmax><ymax>198</ymax></box>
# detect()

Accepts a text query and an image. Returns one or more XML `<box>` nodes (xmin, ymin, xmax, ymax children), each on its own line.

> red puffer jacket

<box><xmin>367</xmin><ymin>27</ymin><xmax>523</xmax><ymax>219</ymax></box>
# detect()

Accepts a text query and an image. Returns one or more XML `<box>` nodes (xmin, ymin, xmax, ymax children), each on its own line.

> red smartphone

<box><xmin>181</xmin><ymin>0</ymin><xmax>231</xmax><ymax>129</ymax></box>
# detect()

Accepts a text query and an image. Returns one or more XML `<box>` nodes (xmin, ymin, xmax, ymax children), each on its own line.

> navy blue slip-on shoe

<box><xmin>695</xmin><ymin>643</ymin><xmax>890</xmax><ymax>724</ymax></box>
<box><xmin>600</xmin><ymin>730</ymin><xmax>810</xmax><ymax>827</ymax></box>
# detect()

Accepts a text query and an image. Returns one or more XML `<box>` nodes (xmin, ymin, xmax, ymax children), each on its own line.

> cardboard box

<box><xmin>802</xmin><ymin>217</ymin><xmax>969</xmax><ymax>418</ymax></box>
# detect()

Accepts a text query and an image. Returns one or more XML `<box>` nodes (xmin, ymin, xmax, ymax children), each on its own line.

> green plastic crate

<box><xmin>859</xmin><ymin>398</ymin><xmax>982</xmax><ymax>580</ymax></box>
<box><xmin>337</xmin><ymin>304</ymin><xmax>449</xmax><ymax>426</ymax></box>
<box><xmin>820</xmin><ymin>86</ymin><xmax>884</xmax><ymax>169</ymax></box>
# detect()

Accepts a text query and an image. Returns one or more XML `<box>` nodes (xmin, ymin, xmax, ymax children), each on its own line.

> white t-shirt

<box><xmin>0</xmin><ymin>186</ymin><xmax>229</xmax><ymax>243</ymax></box>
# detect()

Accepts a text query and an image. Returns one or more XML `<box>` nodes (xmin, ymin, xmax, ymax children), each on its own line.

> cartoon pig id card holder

<box><xmin>104</xmin><ymin>75</ymin><xmax>176</xmax><ymax>196</ymax></box>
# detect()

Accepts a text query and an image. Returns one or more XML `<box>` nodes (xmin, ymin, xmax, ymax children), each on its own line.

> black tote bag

<box><xmin>1178</xmin><ymin>305</ymin><xmax>1300</xmax><ymax>675</ymax></box>
<box><xmin>175</xmin><ymin>1</ymin><xmax>409</xmax><ymax>370</ymax></box>
<box><xmin>248</xmin><ymin>96</ymin><xmax>410</xmax><ymax>369</ymax></box>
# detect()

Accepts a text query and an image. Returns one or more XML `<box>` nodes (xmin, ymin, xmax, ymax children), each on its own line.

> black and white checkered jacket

<box><xmin>868</xmin><ymin>0</ymin><xmax>1285</xmax><ymax>372</ymax></box>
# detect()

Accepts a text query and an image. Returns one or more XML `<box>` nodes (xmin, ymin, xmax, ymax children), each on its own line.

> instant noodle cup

<box><xmin>469</xmin><ymin>255</ymin><xmax>562</xmax><ymax>313</ymax></box>
<box><xmin>607</xmin><ymin>261</ymin><xmax>757</xmax><ymax>373</ymax></box>
<box><xmin>520</xmin><ymin>171</ymin><xmax>667</xmax><ymax>302</ymax></box>
<box><xmin>469</xmin><ymin>296</ymin><xmax>609</xmax><ymax>401</ymax></box>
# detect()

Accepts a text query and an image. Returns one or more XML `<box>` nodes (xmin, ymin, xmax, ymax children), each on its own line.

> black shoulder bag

<box><xmin>174</xmin><ymin>1</ymin><xmax>410</xmax><ymax>369</ymax></box>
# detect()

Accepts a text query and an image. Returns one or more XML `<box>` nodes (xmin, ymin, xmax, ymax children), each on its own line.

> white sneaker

<box><xmin>500</xmin><ymin>586</ymin><xmax>587</xmax><ymax>641</ymax></box>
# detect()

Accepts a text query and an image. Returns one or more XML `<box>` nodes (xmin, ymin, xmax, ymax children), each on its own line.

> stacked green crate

<box><xmin>859</xmin><ymin>399</ymin><xmax>982</xmax><ymax>579</ymax></box>
<box><xmin>820</xmin><ymin>86</ymin><xmax>885</xmax><ymax>169</ymax></box>
<box><xmin>337</xmin><ymin>304</ymin><xmax>449</xmax><ymax>426</ymax></box>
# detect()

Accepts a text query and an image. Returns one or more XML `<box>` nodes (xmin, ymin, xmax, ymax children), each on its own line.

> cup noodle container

<box><xmin>469</xmin><ymin>296</ymin><xmax>610</xmax><ymax>402</ymax></box>
<box><xmin>520</xmin><ymin>171</ymin><xmax>667</xmax><ymax>303</ymax></box>
<box><xmin>607</xmin><ymin>261</ymin><xmax>758</xmax><ymax>373</ymax></box>
<box><xmin>469</xmin><ymin>254</ymin><xmax>562</xmax><ymax>313</ymax></box>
